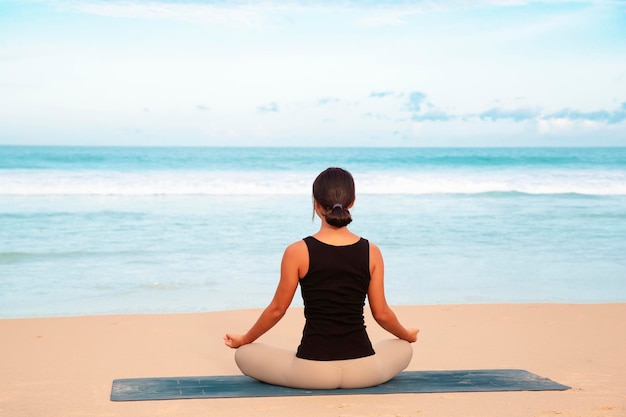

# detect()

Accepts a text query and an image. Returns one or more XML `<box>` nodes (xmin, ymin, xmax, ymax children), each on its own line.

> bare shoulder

<box><xmin>368</xmin><ymin>241</ymin><xmax>383</xmax><ymax>258</ymax></box>
<box><xmin>283</xmin><ymin>239</ymin><xmax>309</xmax><ymax>278</ymax></box>
<box><xmin>284</xmin><ymin>239</ymin><xmax>308</xmax><ymax>256</ymax></box>
<box><xmin>285</xmin><ymin>240</ymin><xmax>308</xmax><ymax>253</ymax></box>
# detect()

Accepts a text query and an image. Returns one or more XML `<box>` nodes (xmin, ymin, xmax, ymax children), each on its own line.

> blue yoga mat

<box><xmin>111</xmin><ymin>369</ymin><xmax>569</xmax><ymax>401</ymax></box>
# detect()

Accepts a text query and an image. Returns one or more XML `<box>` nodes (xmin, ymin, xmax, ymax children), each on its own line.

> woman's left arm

<box><xmin>224</xmin><ymin>240</ymin><xmax>306</xmax><ymax>349</ymax></box>
<box><xmin>367</xmin><ymin>242</ymin><xmax>419</xmax><ymax>343</ymax></box>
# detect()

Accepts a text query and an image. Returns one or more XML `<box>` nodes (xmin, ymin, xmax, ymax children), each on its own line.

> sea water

<box><xmin>1</xmin><ymin>146</ymin><xmax>625</xmax><ymax>318</ymax></box>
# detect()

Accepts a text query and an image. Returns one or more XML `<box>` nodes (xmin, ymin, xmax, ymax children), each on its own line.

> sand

<box><xmin>1</xmin><ymin>303</ymin><xmax>625</xmax><ymax>417</ymax></box>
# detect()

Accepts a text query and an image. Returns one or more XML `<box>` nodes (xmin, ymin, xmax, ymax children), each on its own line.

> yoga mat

<box><xmin>111</xmin><ymin>369</ymin><xmax>569</xmax><ymax>401</ymax></box>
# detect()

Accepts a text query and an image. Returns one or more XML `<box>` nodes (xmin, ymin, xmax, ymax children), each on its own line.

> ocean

<box><xmin>1</xmin><ymin>146</ymin><xmax>625</xmax><ymax>318</ymax></box>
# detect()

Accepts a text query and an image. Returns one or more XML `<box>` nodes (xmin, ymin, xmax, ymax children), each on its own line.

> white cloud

<box><xmin>536</xmin><ymin>117</ymin><xmax>582</xmax><ymax>134</ymax></box>
<box><xmin>479</xmin><ymin>107</ymin><xmax>540</xmax><ymax>122</ymax></box>
<box><xmin>55</xmin><ymin>0</ymin><xmax>272</xmax><ymax>28</ymax></box>
<box><xmin>42</xmin><ymin>0</ymin><xmax>611</xmax><ymax>29</ymax></box>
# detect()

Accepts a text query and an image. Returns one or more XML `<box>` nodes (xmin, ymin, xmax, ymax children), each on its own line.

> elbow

<box><xmin>267</xmin><ymin>304</ymin><xmax>287</xmax><ymax>321</ymax></box>
<box><xmin>372</xmin><ymin>307</ymin><xmax>392</xmax><ymax>325</ymax></box>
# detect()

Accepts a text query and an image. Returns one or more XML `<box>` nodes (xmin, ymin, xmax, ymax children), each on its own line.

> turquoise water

<box><xmin>1</xmin><ymin>147</ymin><xmax>625</xmax><ymax>317</ymax></box>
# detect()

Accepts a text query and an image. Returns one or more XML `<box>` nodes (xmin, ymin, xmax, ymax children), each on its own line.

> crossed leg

<box><xmin>234</xmin><ymin>339</ymin><xmax>413</xmax><ymax>389</ymax></box>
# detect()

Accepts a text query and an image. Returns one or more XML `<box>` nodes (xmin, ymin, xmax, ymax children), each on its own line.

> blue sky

<box><xmin>1</xmin><ymin>0</ymin><xmax>625</xmax><ymax>146</ymax></box>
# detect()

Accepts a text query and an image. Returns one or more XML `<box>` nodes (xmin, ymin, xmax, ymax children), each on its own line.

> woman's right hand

<box><xmin>405</xmin><ymin>328</ymin><xmax>420</xmax><ymax>343</ymax></box>
<box><xmin>223</xmin><ymin>333</ymin><xmax>246</xmax><ymax>349</ymax></box>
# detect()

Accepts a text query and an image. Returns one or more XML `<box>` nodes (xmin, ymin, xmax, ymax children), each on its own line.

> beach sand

<box><xmin>1</xmin><ymin>304</ymin><xmax>625</xmax><ymax>417</ymax></box>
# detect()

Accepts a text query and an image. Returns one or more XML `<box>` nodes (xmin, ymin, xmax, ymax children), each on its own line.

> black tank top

<box><xmin>296</xmin><ymin>236</ymin><xmax>375</xmax><ymax>361</ymax></box>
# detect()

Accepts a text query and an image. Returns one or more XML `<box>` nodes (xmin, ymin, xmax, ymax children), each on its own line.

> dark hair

<box><xmin>312</xmin><ymin>167</ymin><xmax>355</xmax><ymax>228</ymax></box>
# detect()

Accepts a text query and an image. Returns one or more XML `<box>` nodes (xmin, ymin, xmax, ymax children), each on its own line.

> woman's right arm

<box><xmin>367</xmin><ymin>242</ymin><xmax>419</xmax><ymax>343</ymax></box>
<box><xmin>224</xmin><ymin>240</ymin><xmax>306</xmax><ymax>348</ymax></box>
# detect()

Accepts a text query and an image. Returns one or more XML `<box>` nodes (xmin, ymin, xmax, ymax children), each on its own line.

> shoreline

<box><xmin>2</xmin><ymin>303</ymin><xmax>625</xmax><ymax>416</ymax></box>
<box><xmin>5</xmin><ymin>300</ymin><xmax>626</xmax><ymax>321</ymax></box>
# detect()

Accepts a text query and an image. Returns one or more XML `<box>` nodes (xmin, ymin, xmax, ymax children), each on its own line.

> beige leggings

<box><xmin>234</xmin><ymin>339</ymin><xmax>413</xmax><ymax>389</ymax></box>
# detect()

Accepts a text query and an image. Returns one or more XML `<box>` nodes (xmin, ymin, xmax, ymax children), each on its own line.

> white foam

<box><xmin>1</xmin><ymin>169</ymin><xmax>625</xmax><ymax>196</ymax></box>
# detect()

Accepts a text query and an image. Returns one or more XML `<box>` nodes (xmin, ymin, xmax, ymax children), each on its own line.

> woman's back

<box><xmin>297</xmin><ymin>236</ymin><xmax>375</xmax><ymax>360</ymax></box>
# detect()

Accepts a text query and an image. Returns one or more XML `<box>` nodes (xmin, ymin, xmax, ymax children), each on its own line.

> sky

<box><xmin>1</xmin><ymin>0</ymin><xmax>625</xmax><ymax>147</ymax></box>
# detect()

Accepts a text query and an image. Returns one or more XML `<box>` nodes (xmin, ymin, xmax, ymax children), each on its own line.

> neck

<box><xmin>313</xmin><ymin>222</ymin><xmax>359</xmax><ymax>245</ymax></box>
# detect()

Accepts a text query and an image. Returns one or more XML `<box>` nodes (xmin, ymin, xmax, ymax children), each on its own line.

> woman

<box><xmin>224</xmin><ymin>167</ymin><xmax>418</xmax><ymax>389</ymax></box>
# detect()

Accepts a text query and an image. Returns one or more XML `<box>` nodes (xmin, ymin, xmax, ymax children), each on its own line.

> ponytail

<box><xmin>312</xmin><ymin>168</ymin><xmax>355</xmax><ymax>228</ymax></box>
